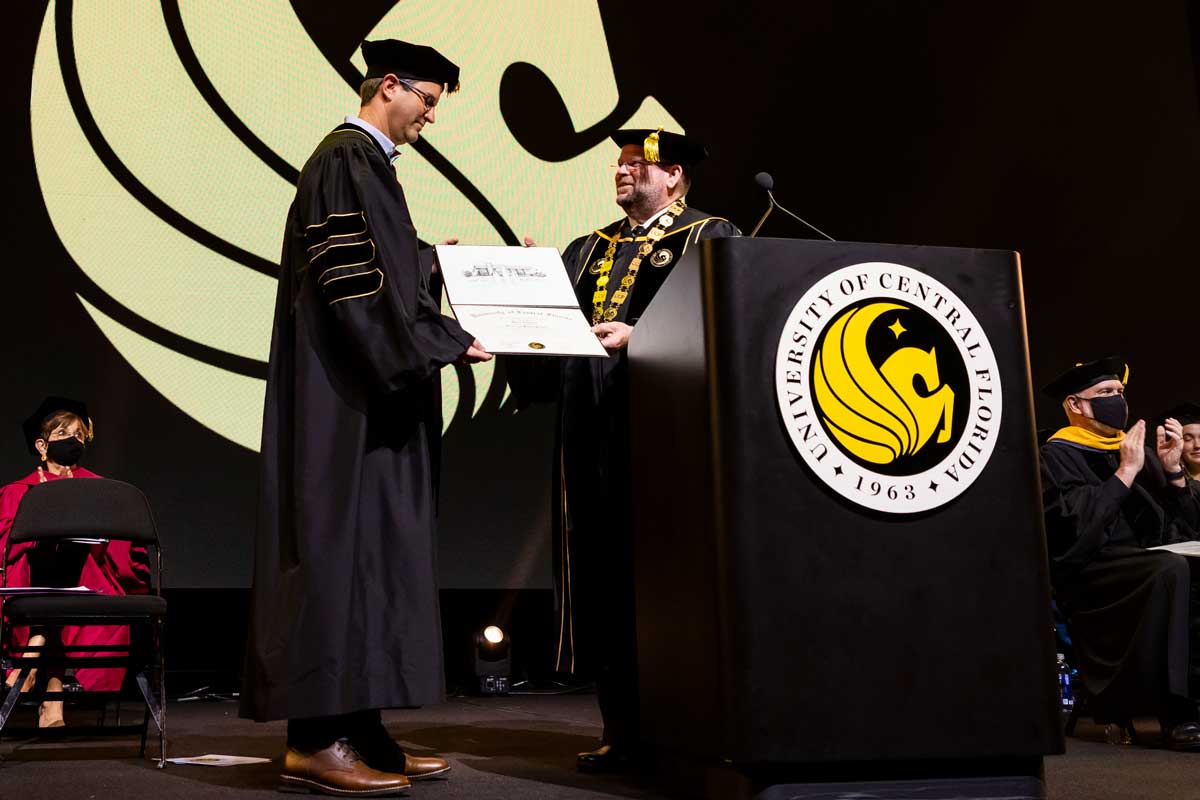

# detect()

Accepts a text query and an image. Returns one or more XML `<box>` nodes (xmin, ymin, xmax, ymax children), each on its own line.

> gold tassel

<box><xmin>643</xmin><ymin>127</ymin><xmax>663</xmax><ymax>163</ymax></box>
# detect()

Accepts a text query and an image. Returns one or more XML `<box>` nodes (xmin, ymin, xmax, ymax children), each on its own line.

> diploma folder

<box><xmin>434</xmin><ymin>245</ymin><xmax>608</xmax><ymax>358</ymax></box>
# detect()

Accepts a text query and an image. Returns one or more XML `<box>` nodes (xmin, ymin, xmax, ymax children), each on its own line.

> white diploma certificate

<box><xmin>1150</xmin><ymin>541</ymin><xmax>1200</xmax><ymax>558</ymax></box>
<box><xmin>435</xmin><ymin>245</ymin><xmax>608</xmax><ymax>358</ymax></box>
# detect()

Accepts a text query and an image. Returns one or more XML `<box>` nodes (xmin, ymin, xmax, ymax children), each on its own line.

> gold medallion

<box><xmin>591</xmin><ymin>200</ymin><xmax>686</xmax><ymax>325</ymax></box>
<box><xmin>528</xmin><ymin>342</ymin><xmax>546</xmax><ymax>350</ymax></box>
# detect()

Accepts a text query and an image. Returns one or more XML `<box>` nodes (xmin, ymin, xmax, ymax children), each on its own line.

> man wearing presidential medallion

<box><xmin>241</xmin><ymin>39</ymin><xmax>490</xmax><ymax>796</ymax></box>
<box><xmin>553</xmin><ymin>129</ymin><xmax>739</xmax><ymax>772</ymax></box>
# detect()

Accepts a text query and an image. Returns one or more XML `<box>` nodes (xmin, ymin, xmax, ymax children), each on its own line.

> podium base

<box><xmin>652</xmin><ymin>752</ymin><xmax>1045</xmax><ymax>800</ymax></box>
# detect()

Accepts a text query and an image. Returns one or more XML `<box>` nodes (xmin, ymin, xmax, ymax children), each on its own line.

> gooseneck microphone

<box><xmin>749</xmin><ymin>171</ymin><xmax>836</xmax><ymax>241</ymax></box>
<box><xmin>749</xmin><ymin>172</ymin><xmax>775</xmax><ymax>237</ymax></box>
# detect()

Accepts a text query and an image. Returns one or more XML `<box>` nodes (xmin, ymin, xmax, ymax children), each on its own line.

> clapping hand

<box><xmin>1116</xmin><ymin>419</ymin><xmax>1146</xmax><ymax>487</ymax></box>
<box><xmin>1157</xmin><ymin>416</ymin><xmax>1184</xmax><ymax>475</ymax></box>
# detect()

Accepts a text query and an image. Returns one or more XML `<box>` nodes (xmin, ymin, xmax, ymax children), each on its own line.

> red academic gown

<box><xmin>0</xmin><ymin>468</ymin><xmax>150</xmax><ymax>691</ymax></box>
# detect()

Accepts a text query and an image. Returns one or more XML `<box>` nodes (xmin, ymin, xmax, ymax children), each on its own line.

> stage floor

<box><xmin>0</xmin><ymin>694</ymin><xmax>1196</xmax><ymax>799</ymax></box>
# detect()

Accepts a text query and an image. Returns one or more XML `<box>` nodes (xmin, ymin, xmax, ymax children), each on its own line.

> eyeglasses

<box><xmin>610</xmin><ymin>160</ymin><xmax>680</xmax><ymax>177</ymax></box>
<box><xmin>397</xmin><ymin>78</ymin><xmax>438</xmax><ymax>111</ymax></box>
<box><xmin>609</xmin><ymin>159</ymin><xmax>657</xmax><ymax>173</ymax></box>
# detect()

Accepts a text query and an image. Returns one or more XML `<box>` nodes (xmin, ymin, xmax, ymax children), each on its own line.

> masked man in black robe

<box><xmin>241</xmin><ymin>39</ymin><xmax>490</xmax><ymax>795</ymax></box>
<box><xmin>513</xmin><ymin>129</ymin><xmax>739</xmax><ymax>772</ymax></box>
<box><xmin>1040</xmin><ymin>357</ymin><xmax>1200</xmax><ymax>750</ymax></box>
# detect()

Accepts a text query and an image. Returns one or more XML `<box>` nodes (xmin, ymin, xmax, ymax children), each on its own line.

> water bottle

<box><xmin>1056</xmin><ymin>653</ymin><xmax>1073</xmax><ymax>721</ymax></box>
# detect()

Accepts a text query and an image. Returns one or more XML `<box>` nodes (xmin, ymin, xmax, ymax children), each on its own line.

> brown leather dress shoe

<box><xmin>280</xmin><ymin>740</ymin><xmax>410</xmax><ymax>796</ymax></box>
<box><xmin>401</xmin><ymin>754</ymin><xmax>450</xmax><ymax>780</ymax></box>
<box><xmin>350</xmin><ymin>725</ymin><xmax>451</xmax><ymax>780</ymax></box>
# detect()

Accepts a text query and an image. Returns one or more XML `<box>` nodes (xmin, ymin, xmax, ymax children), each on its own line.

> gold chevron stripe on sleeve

<box><xmin>320</xmin><ymin>268</ymin><xmax>384</xmax><ymax>305</ymax></box>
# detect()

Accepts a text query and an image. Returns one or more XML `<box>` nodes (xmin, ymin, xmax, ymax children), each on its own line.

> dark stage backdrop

<box><xmin>2</xmin><ymin>1</ymin><xmax>1198</xmax><ymax>589</ymax></box>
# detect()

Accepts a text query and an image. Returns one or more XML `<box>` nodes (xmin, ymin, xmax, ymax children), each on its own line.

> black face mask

<box><xmin>45</xmin><ymin>437</ymin><xmax>85</xmax><ymax>467</ymax></box>
<box><xmin>1087</xmin><ymin>395</ymin><xmax>1128</xmax><ymax>431</ymax></box>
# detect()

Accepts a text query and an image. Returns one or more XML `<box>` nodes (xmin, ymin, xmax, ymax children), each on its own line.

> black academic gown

<box><xmin>551</xmin><ymin>207</ymin><xmax>739</xmax><ymax>745</ymax></box>
<box><xmin>241</xmin><ymin>124</ymin><xmax>475</xmax><ymax>722</ymax></box>
<box><xmin>1040</xmin><ymin>439</ymin><xmax>1200</xmax><ymax>721</ymax></box>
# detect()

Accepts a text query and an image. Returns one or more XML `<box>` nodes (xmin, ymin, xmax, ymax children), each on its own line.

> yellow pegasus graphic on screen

<box><xmin>32</xmin><ymin>0</ymin><xmax>680</xmax><ymax>451</ymax></box>
<box><xmin>813</xmin><ymin>302</ymin><xmax>955</xmax><ymax>465</ymax></box>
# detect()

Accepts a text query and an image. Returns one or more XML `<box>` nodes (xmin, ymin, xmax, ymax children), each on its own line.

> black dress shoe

<box><xmin>577</xmin><ymin>744</ymin><xmax>639</xmax><ymax>774</ymax></box>
<box><xmin>1165</xmin><ymin>722</ymin><xmax>1200</xmax><ymax>751</ymax></box>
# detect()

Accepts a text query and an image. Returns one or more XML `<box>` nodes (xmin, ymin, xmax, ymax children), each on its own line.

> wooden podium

<box><xmin>628</xmin><ymin>238</ymin><xmax>1062</xmax><ymax>798</ymax></box>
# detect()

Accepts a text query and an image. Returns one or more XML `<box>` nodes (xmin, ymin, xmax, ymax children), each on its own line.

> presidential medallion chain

<box><xmin>591</xmin><ymin>200</ymin><xmax>686</xmax><ymax>325</ymax></box>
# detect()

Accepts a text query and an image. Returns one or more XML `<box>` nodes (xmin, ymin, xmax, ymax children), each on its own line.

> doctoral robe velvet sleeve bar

<box><xmin>301</xmin><ymin>128</ymin><xmax>473</xmax><ymax>391</ymax></box>
<box><xmin>242</xmin><ymin>125</ymin><xmax>473</xmax><ymax>723</ymax></box>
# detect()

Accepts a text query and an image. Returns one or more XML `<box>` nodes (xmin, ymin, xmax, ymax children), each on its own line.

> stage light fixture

<box><xmin>474</xmin><ymin>625</ymin><xmax>511</xmax><ymax>695</ymax></box>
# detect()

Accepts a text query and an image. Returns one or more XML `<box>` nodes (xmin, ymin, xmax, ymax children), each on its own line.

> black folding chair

<box><xmin>0</xmin><ymin>478</ymin><xmax>167</xmax><ymax>766</ymax></box>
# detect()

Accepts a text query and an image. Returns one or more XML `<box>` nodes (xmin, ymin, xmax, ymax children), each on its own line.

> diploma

<box><xmin>435</xmin><ymin>245</ymin><xmax>608</xmax><ymax>358</ymax></box>
<box><xmin>451</xmin><ymin>306</ymin><xmax>608</xmax><ymax>357</ymax></box>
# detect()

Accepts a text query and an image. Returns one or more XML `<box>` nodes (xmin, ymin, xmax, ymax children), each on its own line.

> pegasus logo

<box><xmin>774</xmin><ymin>262</ymin><xmax>1003</xmax><ymax>515</ymax></box>
<box><xmin>32</xmin><ymin>0</ymin><xmax>680</xmax><ymax>451</ymax></box>
<box><xmin>813</xmin><ymin>302</ymin><xmax>956</xmax><ymax>466</ymax></box>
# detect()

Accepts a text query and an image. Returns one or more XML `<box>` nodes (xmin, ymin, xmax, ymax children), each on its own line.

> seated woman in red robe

<box><xmin>1</xmin><ymin>397</ymin><xmax>150</xmax><ymax>727</ymax></box>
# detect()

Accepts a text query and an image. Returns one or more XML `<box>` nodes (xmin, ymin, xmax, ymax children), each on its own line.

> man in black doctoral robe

<box><xmin>1040</xmin><ymin>357</ymin><xmax>1200</xmax><ymax>749</ymax></box>
<box><xmin>241</xmin><ymin>39</ymin><xmax>490</xmax><ymax>795</ymax></box>
<box><xmin>514</xmin><ymin>129</ymin><xmax>739</xmax><ymax>772</ymax></box>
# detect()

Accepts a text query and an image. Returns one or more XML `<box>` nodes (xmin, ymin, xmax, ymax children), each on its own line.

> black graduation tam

<box><xmin>611</xmin><ymin>128</ymin><xmax>708</xmax><ymax>165</ymax></box>
<box><xmin>362</xmin><ymin>39</ymin><xmax>460</xmax><ymax>92</ymax></box>
<box><xmin>21</xmin><ymin>396</ymin><xmax>92</xmax><ymax>454</ymax></box>
<box><xmin>1042</xmin><ymin>356</ymin><xmax>1128</xmax><ymax>401</ymax></box>
<box><xmin>1159</xmin><ymin>402</ymin><xmax>1200</xmax><ymax>426</ymax></box>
